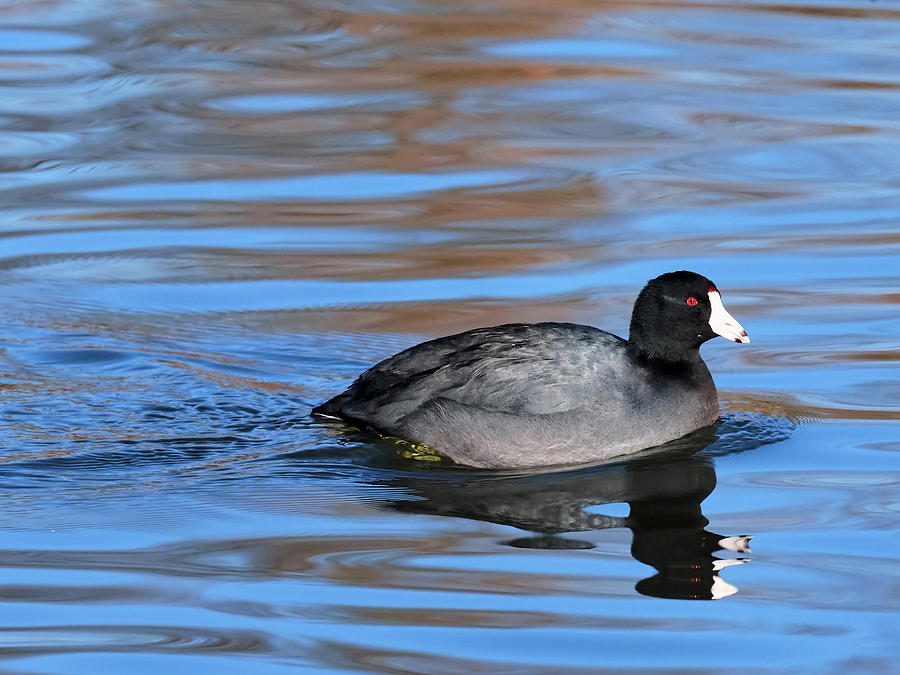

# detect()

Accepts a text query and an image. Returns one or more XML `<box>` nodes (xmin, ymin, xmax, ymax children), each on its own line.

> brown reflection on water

<box><xmin>722</xmin><ymin>392</ymin><xmax>900</xmax><ymax>422</ymax></box>
<box><xmin>259</xmin><ymin>297</ymin><xmax>602</xmax><ymax>336</ymax></box>
<box><xmin>134</xmin><ymin>240</ymin><xmax>603</xmax><ymax>283</ymax></box>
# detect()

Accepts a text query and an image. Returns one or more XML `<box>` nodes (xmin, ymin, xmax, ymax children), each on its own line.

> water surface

<box><xmin>1</xmin><ymin>0</ymin><xmax>899</xmax><ymax>672</ymax></box>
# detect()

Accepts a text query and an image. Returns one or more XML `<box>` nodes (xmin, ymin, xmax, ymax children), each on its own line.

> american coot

<box><xmin>313</xmin><ymin>271</ymin><xmax>749</xmax><ymax>468</ymax></box>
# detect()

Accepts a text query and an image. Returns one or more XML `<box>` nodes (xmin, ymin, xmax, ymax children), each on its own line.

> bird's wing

<box><xmin>330</xmin><ymin>323</ymin><xmax>629</xmax><ymax>428</ymax></box>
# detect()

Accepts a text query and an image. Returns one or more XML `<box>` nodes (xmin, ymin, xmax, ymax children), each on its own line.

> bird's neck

<box><xmin>625</xmin><ymin>340</ymin><xmax>706</xmax><ymax>380</ymax></box>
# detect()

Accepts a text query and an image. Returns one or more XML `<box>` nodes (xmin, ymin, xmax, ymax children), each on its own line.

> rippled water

<box><xmin>1</xmin><ymin>0</ymin><xmax>899</xmax><ymax>671</ymax></box>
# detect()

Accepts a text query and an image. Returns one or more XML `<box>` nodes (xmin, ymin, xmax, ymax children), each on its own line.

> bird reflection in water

<box><xmin>382</xmin><ymin>426</ymin><xmax>752</xmax><ymax>600</ymax></box>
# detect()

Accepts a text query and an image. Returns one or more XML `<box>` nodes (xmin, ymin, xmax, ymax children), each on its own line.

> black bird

<box><xmin>313</xmin><ymin>270</ymin><xmax>749</xmax><ymax>468</ymax></box>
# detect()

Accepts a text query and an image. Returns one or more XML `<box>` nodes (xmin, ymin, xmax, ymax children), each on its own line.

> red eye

<box><xmin>686</xmin><ymin>297</ymin><xmax>698</xmax><ymax>306</ymax></box>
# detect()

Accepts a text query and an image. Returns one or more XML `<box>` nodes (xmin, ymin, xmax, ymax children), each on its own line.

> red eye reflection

<box><xmin>686</xmin><ymin>297</ymin><xmax>698</xmax><ymax>306</ymax></box>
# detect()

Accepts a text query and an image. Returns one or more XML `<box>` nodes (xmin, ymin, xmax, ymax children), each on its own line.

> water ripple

<box><xmin>206</xmin><ymin>90</ymin><xmax>428</xmax><ymax>113</ymax></box>
<box><xmin>0</xmin><ymin>131</ymin><xmax>80</xmax><ymax>156</ymax></box>
<box><xmin>0</xmin><ymin>625</ymin><xmax>271</xmax><ymax>656</ymax></box>
<box><xmin>0</xmin><ymin>28</ymin><xmax>91</xmax><ymax>51</ymax></box>
<box><xmin>0</xmin><ymin>54</ymin><xmax>109</xmax><ymax>81</ymax></box>
<box><xmin>79</xmin><ymin>167</ymin><xmax>584</xmax><ymax>202</ymax></box>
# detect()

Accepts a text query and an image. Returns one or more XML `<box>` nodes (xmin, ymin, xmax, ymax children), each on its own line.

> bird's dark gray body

<box><xmin>314</xmin><ymin>322</ymin><xmax>719</xmax><ymax>468</ymax></box>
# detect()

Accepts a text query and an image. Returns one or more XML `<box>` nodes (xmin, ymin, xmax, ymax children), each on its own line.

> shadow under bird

<box><xmin>380</xmin><ymin>444</ymin><xmax>752</xmax><ymax>600</ymax></box>
<box><xmin>313</xmin><ymin>270</ymin><xmax>749</xmax><ymax>468</ymax></box>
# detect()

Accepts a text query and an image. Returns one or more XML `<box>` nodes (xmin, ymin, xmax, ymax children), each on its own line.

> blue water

<box><xmin>1</xmin><ymin>0</ymin><xmax>899</xmax><ymax>672</ymax></box>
